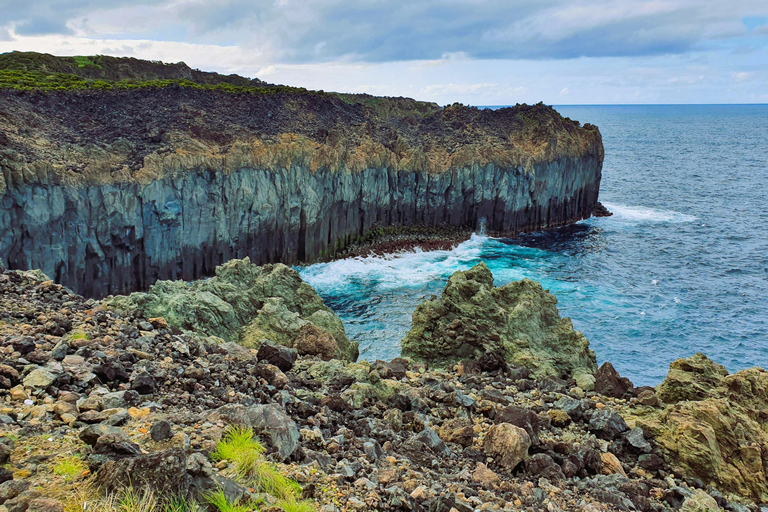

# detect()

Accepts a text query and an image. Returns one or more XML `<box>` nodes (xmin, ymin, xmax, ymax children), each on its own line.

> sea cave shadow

<box><xmin>498</xmin><ymin>222</ymin><xmax>608</xmax><ymax>257</ymax></box>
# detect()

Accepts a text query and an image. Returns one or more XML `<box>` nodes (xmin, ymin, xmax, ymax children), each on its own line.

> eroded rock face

<box><xmin>104</xmin><ymin>258</ymin><xmax>358</xmax><ymax>362</ymax></box>
<box><xmin>627</xmin><ymin>353</ymin><xmax>768</xmax><ymax>502</ymax></box>
<box><xmin>401</xmin><ymin>262</ymin><xmax>597</xmax><ymax>380</ymax></box>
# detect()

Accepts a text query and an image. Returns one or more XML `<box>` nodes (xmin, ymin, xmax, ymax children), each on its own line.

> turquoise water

<box><xmin>299</xmin><ymin>105</ymin><xmax>768</xmax><ymax>386</ymax></box>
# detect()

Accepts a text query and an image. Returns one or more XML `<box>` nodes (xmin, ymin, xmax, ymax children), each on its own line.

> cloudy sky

<box><xmin>1</xmin><ymin>0</ymin><xmax>767</xmax><ymax>104</ymax></box>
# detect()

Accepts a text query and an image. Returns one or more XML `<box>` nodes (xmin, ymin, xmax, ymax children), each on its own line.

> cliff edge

<box><xmin>0</xmin><ymin>52</ymin><xmax>604</xmax><ymax>297</ymax></box>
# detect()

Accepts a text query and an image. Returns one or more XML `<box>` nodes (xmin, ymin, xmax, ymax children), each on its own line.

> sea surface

<box><xmin>299</xmin><ymin>105</ymin><xmax>768</xmax><ymax>386</ymax></box>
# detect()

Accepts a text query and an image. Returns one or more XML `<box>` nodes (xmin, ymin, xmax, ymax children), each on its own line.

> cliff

<box><xmin>0</xmin><ymin>52</ymin><xmax>604</xmax><ymax>297</ymax></box>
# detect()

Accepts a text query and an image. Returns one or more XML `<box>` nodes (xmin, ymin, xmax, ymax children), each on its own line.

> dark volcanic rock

<box><xmin>95</xmin><ymin>448</ymin><xmax>189</xmax><ymax>496</ymax></box>
<box><xmin>588</xmin><ymin>409</ymin><xmax>630</xmax><ymax>440</ymax></box>
<box><xmin>594</xmin><ymin>362</ymin><xmax>633</xmax><ymax>398</ymax></box>
<box><xmin>257</xmin><ymin>341</ymin><xmax>298</xmax><ymax>371</ymax></box>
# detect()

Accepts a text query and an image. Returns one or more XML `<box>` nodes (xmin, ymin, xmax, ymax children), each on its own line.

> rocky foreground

<box><xmin>0</xmin><ymin>261</ymin><xmax>766</xmax><ymax>512</ymax></box>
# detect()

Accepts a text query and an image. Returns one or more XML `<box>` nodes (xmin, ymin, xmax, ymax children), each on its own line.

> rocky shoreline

<box><xmin>0</xmin><ymin>260</ymin><xmax>765</xmax><ymax>512</ymax></box>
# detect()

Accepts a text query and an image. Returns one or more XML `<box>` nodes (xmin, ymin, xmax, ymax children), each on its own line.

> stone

<box><xmin>588</xmin><ymin>409</ymin><xmax>629</xmax><ymax>440</ymax></box>
<box><xmin>94</xmin><ymin>433</ymin><xmax>142</xmax><ymax>457</ymax></box>
<box><xmin>150</xmin><ymin>420</ymin><xmax>173</xmax><ymax>442</ymax></box>
<box><xmin>401</xmin><ymin>263</ymin><xmax>597</xmax><ymax>380</ymax></box>
<box><xmin>0</xmin><ymin>481</ymin><xmax>29</xmax><ymax>505</ymax></box>
<box><xmin>547</xmin><ymin>409</ymin><xmax>572</xmax><ymax>427</ymax></box>
<box><xmin>483</xmin><ymin>423</ymin><xmax>531</xmax><ymax>470</ymax></box>
<box><xmin>0</xmin><ymin>444</ymin><xmax>10</xmax><ymax>465</ymax></box>
<box><xmin>130</xmin><ymin>370</ymin><xmax>157</xmax><ymax>394</ymax></box>
<box><xmin>636</xmin><ymin>389</ymin><xmax>660</xmax><ymax>407</ymax></box>
<box><xmin>79</xmin><ymin>424</ymin><xmax>123</xmax><ymax>446</ymax></box>
<box><xmin>495</xmin><ymin>406</ymin><xmax>540</xmax><ymax>444</ymax></box>
<box><xmin>524</xmin><ymin>453</ymin><xmax>565</xmax><ymax>482</ymax></box>
<box><xmin>257</xmin><ymin>341</ymin><xmax>298</xmax><ymax>371</ymax></box>
<box><xmin>26</xmin><ymin>498</ymin><xmax>64</xmax><ymax>512</ymax></box>
<box><xmin>623</xmin><ymin>428</ymin><xmax>651</xmax><ymax>453</ymax></box>
<box><xmin>472</xmin><ymin>463</ymin><xmax>500</xmax><ymax>488</ymax></box>
<box><xmin>414</xmin><ymin>427</ymin><xmax>449</xmax><ymax>456</ymax></box>
<box><xmin>594</xmin><ymin>362</ymin><xmax>633</xmax><ymax>398</ymax></box>
<box><xmin>600</xmin><ymin>452</ymin><xmax>626</xmax><ymax>477</ymax></box>
<box><xmin>22</xmin><ymin>369</ymin><xmax>56</xmax><ymax>390</ymax></box>
<box><xmin>680</xmin><ymin>489</ymin><xmax>720</xmax><ymax>512</ymax></box>
<box><xmin>0</xmin><ymin>468</ymin><xmax>11</xmax><ymax>486</ymax></box>
<box><xmin>293</xmin><ymin>324</ymin><xmax>339</xmax><ymax>361</ymax></box>
<box><xmin>96</xmin><ymin>448</ymin><xmax>189</xmax><ymax>496</ymax></box>
<box><xmin>438</xmin><ymin>418</ymin><xmax>475</xmax><ymax>447</ymax></box>
<box><xmin>638</xmin><ymin>454</ymin><xmax>665</xmax><ymax>471</ymax></box>
<box><xmin>148</xmin><ymin>317</ymin><xmax>169</xmax><ymax>330</ymax></box>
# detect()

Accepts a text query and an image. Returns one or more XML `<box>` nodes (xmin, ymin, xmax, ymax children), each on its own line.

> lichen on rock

<box><xmin>400</xmin><ymin>262</ymin><xmax>597</xmax><ymax>380</ymax></box>
<box><xmin>104</xmin><ymin>258</ymin><xmax>358</xmax><ymax>362</ymax></box>
<box><xmin>626</xmin><ymin>353</ymin><xmax>768</xmax><ymax>502</ymax></box>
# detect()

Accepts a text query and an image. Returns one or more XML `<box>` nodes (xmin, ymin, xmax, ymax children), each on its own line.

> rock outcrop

<box><xmin>400</xmin><ymin>262</ymin><xmax>597</xmax><ymax>380</ymax></box>
<box><xmin>0</xmin><ymin>69</ymin><xmax>604</xmax><ymax>297</ymax></box>
<box><xmin>626</xmin><ymin>353</ymin><xmax>768</xmax><ymax>502</ymax></box>
<box><xmin>104</xmin><ymin>258</ymin><xmax>358</xmax><ymax>362</ymax></box>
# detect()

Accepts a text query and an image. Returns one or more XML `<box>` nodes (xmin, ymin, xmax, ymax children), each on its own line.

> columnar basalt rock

<box><xmin>0</xmin><ymin>79</ymin><xmax>603</xmax><ymax>298</ymax></box>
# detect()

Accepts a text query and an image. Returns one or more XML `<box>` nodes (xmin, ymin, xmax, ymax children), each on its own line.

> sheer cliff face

<box><xmin>0</xmin><ymin>89</ymin><xmax>603</xmax><ymax>297</ymax></box>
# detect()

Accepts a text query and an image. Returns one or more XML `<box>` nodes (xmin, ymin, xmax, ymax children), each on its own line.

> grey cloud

<box><xmin>4</xmin><ymin>0</ymin><xmax>768</xmax><ymax>62</ymax></box>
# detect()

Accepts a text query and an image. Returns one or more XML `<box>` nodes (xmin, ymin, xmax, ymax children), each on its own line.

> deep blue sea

<box><xmin>299</xmin><ymin>105</ymin><xmax>768</xmax><ymax>386</ymax></box>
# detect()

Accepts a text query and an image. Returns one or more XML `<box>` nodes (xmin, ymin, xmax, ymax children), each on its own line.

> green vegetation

<box><xmin>69</xmin><ymin>331</ymin><xmax>89</xmax><ymax>340</ymax></box>
<box><xmin>203</xmin><ymin>490</ymin><xmax>256</xmax><ymax>512</ymax></box>
<box><xmin>53</xmin><ymin>454</ymin><xmax>87</xmax><ymax>480</ymax></box>
<box><xmin>212</xmin><ymin>426</ymin><xmax>314</xmax><ymax>511</ymax></box>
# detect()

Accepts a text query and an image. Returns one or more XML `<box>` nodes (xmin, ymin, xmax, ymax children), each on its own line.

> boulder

<box><xmin>257</xmin><ymin>341</ymin><xmax>298</xmax><ymax>371</ymax></box>
<box><xmin>588</xmin><ymin>409</ymin><xmax>629</xmax><ymax>440</ymax></box>
<box><xmin>401</xmin><ymin>263</ymin><xmax>597</xmax><ymax>380</ymax></box>
<box><xmin>626</xmin><ymin>353</ymin><xmax>768</xmax><ymax>502</ymax></box>
<box><xmin>594</xmin><ymin>362</ymin><xmax>633</xmax><ymax>398</ymax></box>
<box><xmin>95</xmin><ymin>448</ymin><xmax>189</xmax><ymax>496</ymax></box>
<box><xmin>483</xmin><ymin>423</ymin><xmax>531</xmax><ymax>470</ymax></box>
<box><xmin>104</xmin><ymin>260</ymin><xmax>358</xmax><ymax>362</ymax></box>
<box><xmin>680</xmin><ymin>489</ymin><xmax>720</xmax><ymax>512</ymax></box>
<box><xmin>23</xmin><ymin>369</ymin><xmax>56</xmax><ymax>390</ymax></box>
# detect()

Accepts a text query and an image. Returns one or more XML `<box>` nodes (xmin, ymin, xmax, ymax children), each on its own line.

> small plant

<box><xmin>117</xmin><ymin>487</ymin><xmax>158</xmax><ymax>512</ymax></box>
<box><xmin>251</xmin><ymin>462</ymin><xmax>301</xmax><ymax>500</ymax></box>
<box><xmin>204</xmin><ymin>490</ymin><xmax>255</xmax><ymax>512</ymax></box>
<box><xmin>53</xmin><ymin>454</ymin><xmax>87</xmax><ymax>480</ymax></box>
<box><xmin>163</xmin><ymin>495</ymin><xmax>204</xmax><ymax>512</ymax></box>
<box><xmin>70</xmin><ymin>331</ymin><xmax>89</xmax><ymax>340</ymax></box>
<box><xmin>276</xmin><ymin>496</ymin><xmax>317</xmax><ymax>512</ymax></box>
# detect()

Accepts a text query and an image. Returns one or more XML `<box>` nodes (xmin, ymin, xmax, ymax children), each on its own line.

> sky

<box><xmin>0</xmin><ymin>0</ymin><xmax>767</xmax><ymax>105</ymax></box>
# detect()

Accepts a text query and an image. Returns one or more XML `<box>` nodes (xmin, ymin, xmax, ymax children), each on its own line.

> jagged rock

<box><xmin>680</xmin><ymin>489</ymin><xmax>720</xmax><ymax>512</ymax></box>
<box><xmin>294</xmin><ymin>323</ymin><xmax>339</xmax><ymax>361</ymax></box>
<box><xmin>257</xmin><ymin>341</ymin><xmax>298</xmax><ymax>371</ymax></box>
<box><xmin>0</xmin><ymin>468</ymin><xmax>11</xmax><ymax>486</ymax></box>
<box><xmin>0</xmin><ymin>481</ymin><xmax>29</xmax><ymax>505</ymax></box>
<box><xmin>95</xmin><ymin>448</ymin><xmax>189</xmax><ymax>496</ymax></box>
<box><xmin>414</xmin><ymin>427</ymin><xmax>449</xmax><ymax>456</ymax></box>
<box><xmin>130</xmin><ymin>370</ymin><xmax>157</xmax><ymax>394</ymax></box>
<box><xmin>27</xmin><ymin>498</ymin><xmax>64</xmax><ymax>512</ymax></box>
<box><xmin>472</xmin><ymin>463</ymin><xmax>500</xmax><ymax>488</ymax></box>
<box><xmin>22</xmin><ymin>369</ymin><xmax>56</xmax><ymax>390</ymax></box>
<box><xmin>600</xmin><ymin>453</ymin><xmax>626</xmax><ymax>476</ymax></box>
<box><xmin>401</xmin><ymin>263</ymin><xmax>597</xmax><ymax>380</ymax></box>
<box><xmin>588</xmin><ymin>409</ymin><xmax>629</xmax><ymax>440</ymax></box>
<box><xmin>79</xmin><ymin>424</ymin><xmax>123</xmax><ymax>446</ymax></box>
<box><xmin>594</xmin><ymin>362</ymin><xmax>633</xmax><ymax>398</ymax></box>
<box><xmin>0</xmin><ymin>443</ymin><xmax>10</xmax><ymax>465</ymax></box>
<box><xmin>495</xmin><ymin>406</ymin><xmax>541</xmax><ymax>444</ymax></box>
<box><xmin>623</xmin><ymin>428</ymin><xmax>651</xmax><ymax>453</ymax></box>
<box><xmin>627</xmin><ymin>353</ymin><xmax>768</xmax><ymax>501</ymax></box>
<box><xmin>438</xmin><ymin>418</ymin><xmax>475</xmax><ymax>447</ymax></box>
<box><xmin>150</xmin><ymin>420</ymin><xmax>173</xmax><ymax>442</ymax></box>
<box><xmin>525</xmin><ymin>453</ymin><xmax>565</xmax><ymax>482</ymax></box>
<box><xmin>94</xmin><ymin>433</ymin><xmax>142</xmax><ymax>457</ymax></box>
<box><xmin>483</xmin><ymin>423</ymin><xmax>531</xmax><ymax>470</ymax></box>
<box><xmin>105</xmin><ymin>260</ymin><xmax>358</xmax><ymax>362</ymax></box>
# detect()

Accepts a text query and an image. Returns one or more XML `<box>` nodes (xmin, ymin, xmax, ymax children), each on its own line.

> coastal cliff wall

<box><xmin>0</xmin><ymin>154</ymin><xmax>600</xmax><ymax>297</ymax></box>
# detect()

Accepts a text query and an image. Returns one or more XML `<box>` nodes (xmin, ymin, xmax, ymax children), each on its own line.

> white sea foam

<box><xmin>601</xmin><ymin>203</ymin><xmax>697</xmax><ymax>223</ymax></box>
<box><xmin>299</xmin><ymin>234</ymin><xmax>488</xmax><ymax>291</ymax></box>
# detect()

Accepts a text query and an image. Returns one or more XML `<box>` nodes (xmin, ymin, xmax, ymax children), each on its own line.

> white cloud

<box><xmin>560</xmin><ymin>87</ymin><xmax>570</xmax><ymax>95</ymax></box>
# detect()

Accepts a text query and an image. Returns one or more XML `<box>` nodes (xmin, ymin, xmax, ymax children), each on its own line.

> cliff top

<box><xmin>0</xmin><ymin>52</ymin><xmax>603</xmax><ymax>190</ymax></box>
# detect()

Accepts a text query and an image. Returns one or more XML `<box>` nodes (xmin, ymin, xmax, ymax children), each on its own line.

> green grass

<box><xmin>69</xmin><ymin>331</ymin><xmax>89</xmax><ymax>340</ymax></box>
<box><xmin>211</xmin><ymin>427</ymin><xmax>314</xmax><ymax>511</ymax></box>
<box><xmin>203</xmin><ymin>490</ymin><xmax>256</xmax><ymax>512</ymax></box>
<box><xmin>53</xmin><ymin>454</ymin><xmax>87</xmax><ymax>480</ymax></box>
<box><xmin>0</xmin><ymin>69</ymin><xmax>310</xmax><ymax>94</ymax></box>
<box><xmin>162</xmin><ymin>495</ymin><xmax>204</xmax><ymax>512</ymax></box>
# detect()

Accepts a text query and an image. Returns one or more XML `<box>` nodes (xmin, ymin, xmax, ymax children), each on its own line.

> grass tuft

<box><xmin>275</xmin><ymin>496</ymin><xmax>318</xmax><ymax>512</ymax></box>
<box><xmin>53</xmin><ymin>454</ymin><xmax>88</xmax><ymax>480</ymax></box>
<box><xmin>203</xmin><ymin>490</ymin><xmax>256</xmax><ymax>512</ymax></box>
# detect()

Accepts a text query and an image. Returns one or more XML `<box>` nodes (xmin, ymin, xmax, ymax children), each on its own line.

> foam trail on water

<box><xmin>601</xmin><ymin>202</ymin><xmax>697</xmax><ymax>223</ymax></box>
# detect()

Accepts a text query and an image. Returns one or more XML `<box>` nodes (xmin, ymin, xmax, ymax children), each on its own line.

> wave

<box><xmin>601</xmin><ymin>203</ymin><xmax>697</xmax><ymax>223</ymax></box>
<box><xmin>299</xmin><ymin>234</ymin><xmax>489</xmax><ymax>291</ymax></box>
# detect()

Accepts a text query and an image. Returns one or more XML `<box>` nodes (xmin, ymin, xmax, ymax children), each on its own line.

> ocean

<box><xmin>298</xmin><ymin>105</ymin><xmax>768</xmax><ymax>386</ymax></box>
